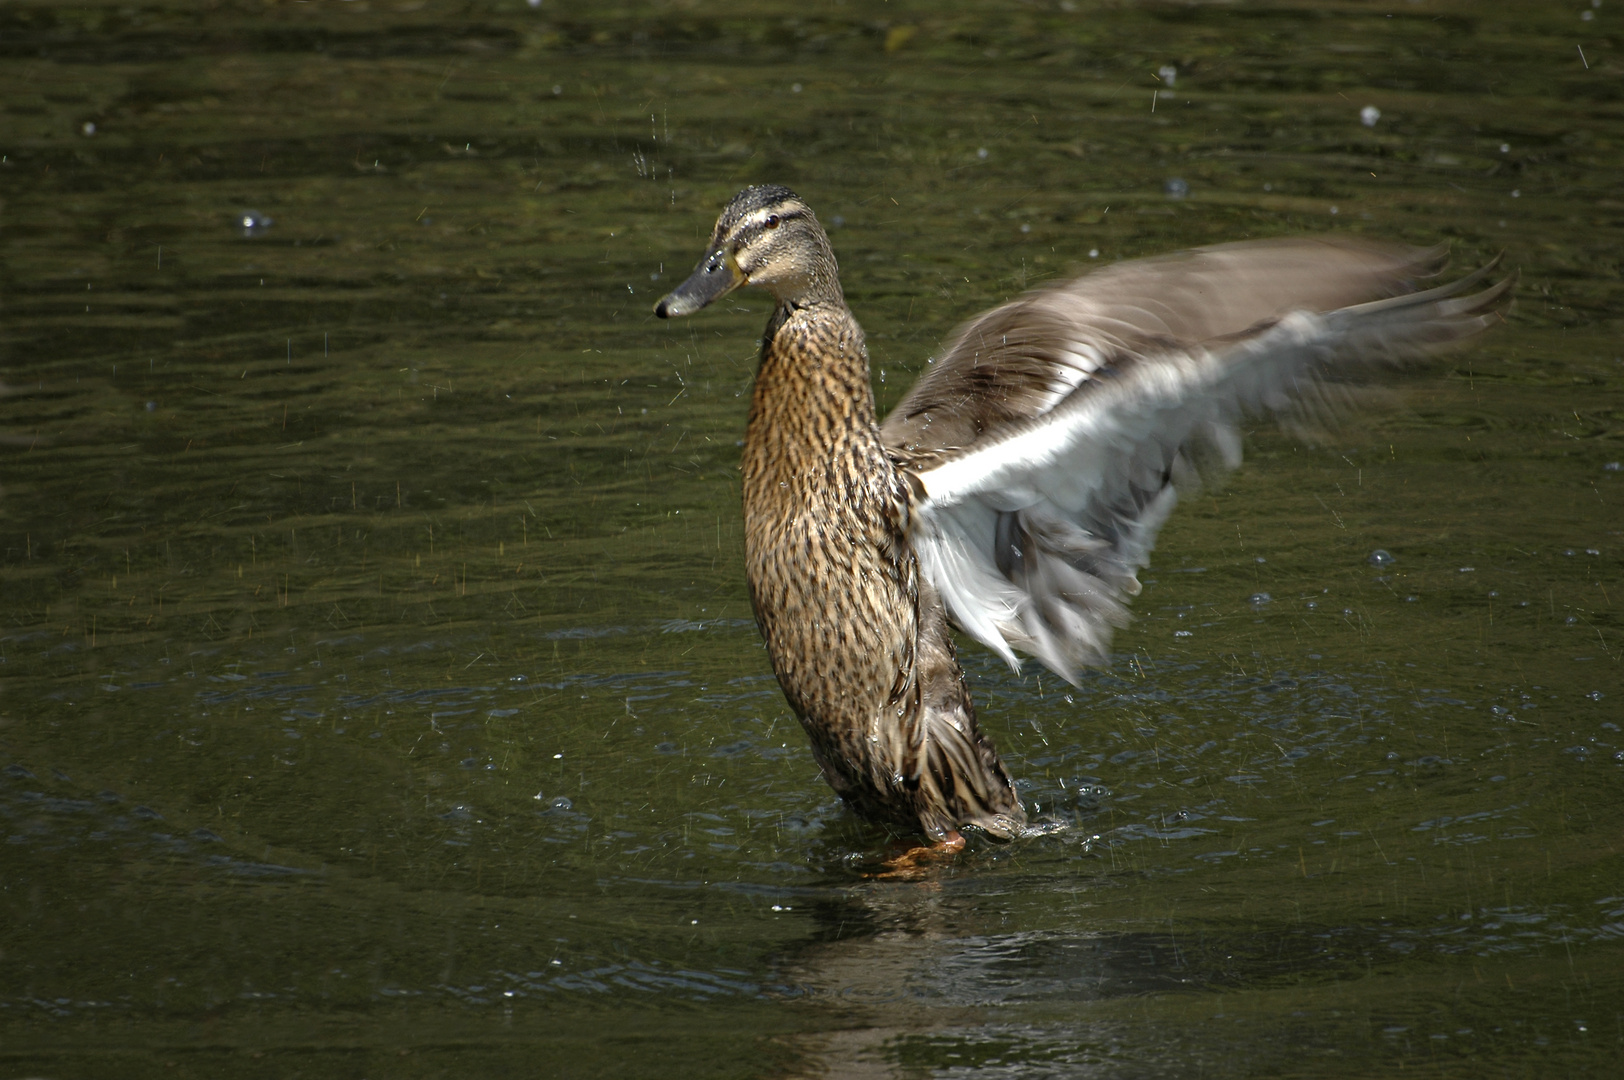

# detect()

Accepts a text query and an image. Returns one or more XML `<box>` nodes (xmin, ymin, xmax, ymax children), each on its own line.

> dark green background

<box><xmin>1</xmin><ymin>2</ymin><xmax>1620</xmax><ymax>1076</ymax></box>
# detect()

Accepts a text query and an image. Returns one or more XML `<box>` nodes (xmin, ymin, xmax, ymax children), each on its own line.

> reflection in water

<box><xmin>777</xmin><ymin>860</ymin><xmax>1624</xmax><ymax>1077</ymax></box>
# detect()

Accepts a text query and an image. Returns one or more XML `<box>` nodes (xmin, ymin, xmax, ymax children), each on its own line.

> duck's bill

<box><xmin>654</xmin><ymin>251</ymin><xmax>745</xmax><ymax>318</ymax></box>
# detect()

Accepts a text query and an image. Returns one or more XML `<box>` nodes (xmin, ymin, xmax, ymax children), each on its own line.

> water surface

<box><xmin>2</xmin><ymin>2</ymin><xmax>1621</xmax><ymax>1076</ymax></box>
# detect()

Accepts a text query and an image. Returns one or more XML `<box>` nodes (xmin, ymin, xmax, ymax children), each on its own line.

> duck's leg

<box><xmin>873</xmin><ymin>829</ymin><xmax>967</xmax><ymax>880</ymax></box>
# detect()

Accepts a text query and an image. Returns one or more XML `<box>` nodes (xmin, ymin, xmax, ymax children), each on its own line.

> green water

<box><xmin>2</xmin><ymin>2</ymin><xmax>1621</xmax><ymax>1076</ymax></box>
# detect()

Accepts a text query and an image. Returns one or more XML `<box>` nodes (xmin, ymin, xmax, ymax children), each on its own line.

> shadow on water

<box><xmin>2</xmin><ymin>1</ymin><xmax>1622</xmax><ymax>1077</ymax></box>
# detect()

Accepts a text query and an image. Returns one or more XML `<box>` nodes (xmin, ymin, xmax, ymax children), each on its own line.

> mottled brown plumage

<box><xmin>740</xmin><ymin>298</ymin><xmax>1025</xmax><ymax>839</ymax></box>
<box><xmin>655</xmin><ymin>185</ymin><xmax>1511</xmax><ymax>843</ymax></box>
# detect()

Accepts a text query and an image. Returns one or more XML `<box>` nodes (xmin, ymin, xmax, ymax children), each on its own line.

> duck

<box><xmin>653</xmin><ymin>184</ymin><xmax>1510</xmax><ymax>848</ymax></box>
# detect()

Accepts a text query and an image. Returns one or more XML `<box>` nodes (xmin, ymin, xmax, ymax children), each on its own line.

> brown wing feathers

<box><xmin>881</xmin><ymin>237</ymin><xmax>1455</xmax><ymax>464</ymax></box>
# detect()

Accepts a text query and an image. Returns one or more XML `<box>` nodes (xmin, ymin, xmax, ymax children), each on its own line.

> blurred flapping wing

<box><xmin>880</xmin><ymin>239</ymin><xmax>1512</xmax><ymax>682</ymax></box>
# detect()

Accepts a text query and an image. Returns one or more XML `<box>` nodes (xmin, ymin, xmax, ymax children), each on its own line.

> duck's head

<box><xmin>654</xmin><ymin>185</ymin><xmax>839</xmax><ymax>318</ymax></box>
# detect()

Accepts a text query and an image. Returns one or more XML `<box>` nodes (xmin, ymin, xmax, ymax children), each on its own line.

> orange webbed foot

<box><xmin>872</xmin><ymin>830</ymin><xmax>966</xmax><ymax>880</ymax></box>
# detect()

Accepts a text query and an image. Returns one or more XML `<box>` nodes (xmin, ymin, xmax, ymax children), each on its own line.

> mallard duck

<box><xmin>654</xmin><ymin>185</ymin><xmax>1510</xmax><ymax>846</ymax></box>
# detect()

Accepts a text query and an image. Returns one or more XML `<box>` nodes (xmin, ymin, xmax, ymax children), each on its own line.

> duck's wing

<box><xmin>879</xmin><ymin>239</ymin><xmax>1512</xmax><ymax>683</ymax></box>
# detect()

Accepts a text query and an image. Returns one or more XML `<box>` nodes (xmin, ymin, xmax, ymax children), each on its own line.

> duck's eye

<box><xmin>765</xmin><ymin>214</ymin><xmax>780</xmax><ymax>229</ymax></box>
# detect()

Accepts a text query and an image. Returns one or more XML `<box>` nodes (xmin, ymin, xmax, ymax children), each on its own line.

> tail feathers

<box><xmin>917</xmin><ymin>705</ymin><xmax>1026</xmax><ymax>840</ymax></box>
<box><xmin>909</xmin><ymin>585</ymin><xmax>1027</xmax><ymax>840</ymax></box>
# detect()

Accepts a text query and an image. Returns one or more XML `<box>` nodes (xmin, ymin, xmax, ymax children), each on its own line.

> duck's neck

<box><xmin>746</xmin><ymin>300</ymin><xmax>879</xmax><ymax>481</ymax></box>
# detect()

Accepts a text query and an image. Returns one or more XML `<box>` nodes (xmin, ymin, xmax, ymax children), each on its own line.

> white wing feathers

<box><xmin>906</xmin><ymin>260</ymin><xmax>1512</xmax><ymax>683</ymax></box>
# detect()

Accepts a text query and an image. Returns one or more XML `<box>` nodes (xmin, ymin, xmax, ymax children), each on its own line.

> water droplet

<box><xmin>239</xmin><ymin>210</ymin><xmax>272</xmax><ymax>236</ymax></box>
<box><xmin>550</xmin><ymin>796</ymin><xmax>572</xmax><ymax>811</ymax></box>
<box><xmin>1248</xmin><ymin>592</ymin><xmax>1271</xmax><ymax>606</ymax></box>
<box><xmin>1367</xmin><ymin>549</ymin><xmax>1395</xmax><ymax>567</ymax></box>
<box><xmin>1360</xmin><ymin>105</ymin><xmax>1381</xmax><ymax>127</ymax></box>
